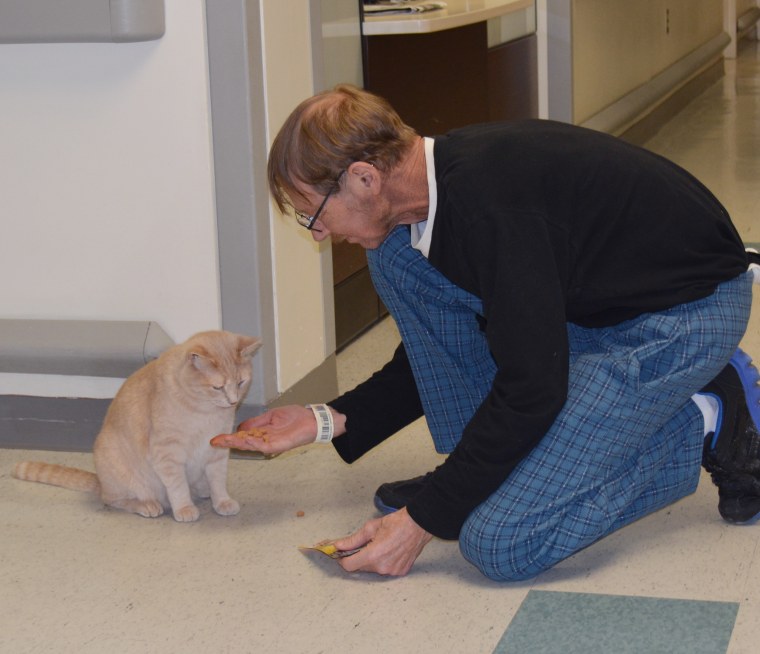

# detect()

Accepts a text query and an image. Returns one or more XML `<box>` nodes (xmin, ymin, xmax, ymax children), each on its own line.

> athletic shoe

<box><xmin>701</xmin><ymin>348</ymin><xmax>760</xmax><ymax>523</ymax></box>
<box><xmin>747</xmin><ymin>248</ymin><xmax>760</xmax><ymax>285</ymax></box>
<box><xmin>373</xmin><ymin>472</ymin><xmax>433</xmax><ymax>514</ymax></box>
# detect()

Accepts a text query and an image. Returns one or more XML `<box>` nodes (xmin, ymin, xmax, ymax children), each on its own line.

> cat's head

<box><xmin>181</xmin><ymin>331</ymin><xmax>262</xmax><ymax>408</ymax></box>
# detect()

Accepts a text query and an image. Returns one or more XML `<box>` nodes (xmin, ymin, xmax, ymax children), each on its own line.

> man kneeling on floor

<box><xmin>214</xmin><ymin>85</ymin><xmax>760</xmax><ymax>581</ymax></box>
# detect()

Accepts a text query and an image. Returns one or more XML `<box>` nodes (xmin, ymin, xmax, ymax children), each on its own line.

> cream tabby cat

<box><xmin>13</xmin><ymin>330</ymin><xmax>261</xmax><ymax>522</ymax></box>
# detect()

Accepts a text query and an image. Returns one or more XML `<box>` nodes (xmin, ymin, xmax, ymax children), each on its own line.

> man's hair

<box><xmin>267</xmin><ymin>84</ymin><xmax>418</xmax><ymax>213</ymax></box>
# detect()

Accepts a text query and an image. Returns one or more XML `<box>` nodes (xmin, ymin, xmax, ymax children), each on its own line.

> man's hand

<box><xmin>332</xmin><ymin>508</ymin><xmax>433</xmax><ymax>576</ymax></box>
<box><xmin>210</xmin><ymin>405</ymin><xmax>341</xmax><ymax>455</ymax></box>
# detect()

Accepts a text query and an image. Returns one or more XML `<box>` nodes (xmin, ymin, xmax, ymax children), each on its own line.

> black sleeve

<box><xmin>329</xmin><ymin>342</ymin><xmax>424</xmax><ymax>463</ymax></box>
<box><xmin>407</xmin><ymin>210</ymin><xmax>569</xmax><ymax>540</ymax></box>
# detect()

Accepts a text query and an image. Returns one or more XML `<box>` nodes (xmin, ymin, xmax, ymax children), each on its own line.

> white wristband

<box><xmin>307</xmin><ymin>404</ymin><xmax>334</xmax><ymax>443</ymax></box>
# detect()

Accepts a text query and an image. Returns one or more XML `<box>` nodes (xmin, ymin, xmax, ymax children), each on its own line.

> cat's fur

<box><xmin>13</xmin><ymin>330</ymin><xmax>261</xmax><ymax>522</ymax></box>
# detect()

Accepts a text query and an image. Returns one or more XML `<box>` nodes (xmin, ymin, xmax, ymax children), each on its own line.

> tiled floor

<box><xmin>2</xmin><ymin>40</ymin><xmax>760</xmax><ymax>654</ymax></box>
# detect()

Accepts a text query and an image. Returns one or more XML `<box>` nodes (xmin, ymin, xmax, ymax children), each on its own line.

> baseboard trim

<box><xmin>254</xmin><ymin>354</ymin><xmax>339</xmax><ymax>412</ymax></box>
<box><xmin>0</xmin><ymin>395</ymin><xmax>110</xmax><ymax>452</ymax></box>
<box><xmin>0</xmin><ymin>354</ymin><xmax>338</xmax><ymax>453</ymax></box>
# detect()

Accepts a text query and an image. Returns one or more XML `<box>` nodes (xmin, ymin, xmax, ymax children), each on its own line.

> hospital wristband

<box><xmin>307</xmin><ymin>404</ymin><xmax>334</xmax><ymax>443</ymax></box>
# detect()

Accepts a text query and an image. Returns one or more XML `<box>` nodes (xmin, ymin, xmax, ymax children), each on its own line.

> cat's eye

<box><xmin>238</xmin><ymin>380</ymin><xmax>248</xmax><ymax>387</ymax></box>
<box><xmin>213</xmin><ymin>385</ymin><xmax>223</xmax><ymax>391</ymax></box>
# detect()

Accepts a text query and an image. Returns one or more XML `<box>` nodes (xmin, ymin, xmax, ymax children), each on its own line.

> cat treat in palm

<box><xmin>210</xmin><ymin>427</ymin><xmax>268</xmax><ymax>447</ymax></box>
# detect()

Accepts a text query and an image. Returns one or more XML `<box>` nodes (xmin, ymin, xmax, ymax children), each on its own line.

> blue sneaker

<box><xmin>701</xmin><ymin>349</ymin><xmax>760</xmax><ymax>523</ymax></box>
<box><xmin>373</xmin><ymin>472</ymin><xmax>433</xmax><ymax>515</ymax></box>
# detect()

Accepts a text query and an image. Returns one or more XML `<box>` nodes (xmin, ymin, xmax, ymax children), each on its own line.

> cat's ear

<box><xmin>189</xmin><ymin>347</ymin><xmax>216</xmax><ymax>372</ymax></box>
<box><xmin>239</xmin><ymin>336</ymin><xmax>262</xmax><ymax>359</ymax></box>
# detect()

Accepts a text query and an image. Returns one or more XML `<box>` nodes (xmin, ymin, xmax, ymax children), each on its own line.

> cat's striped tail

<box><xmin>12</xmin><ymin>461</ymin><xmax>100</xmax><ymax>493</ymax></box>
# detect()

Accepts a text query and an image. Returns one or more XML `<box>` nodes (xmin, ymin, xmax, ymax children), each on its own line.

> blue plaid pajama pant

<box><xmin>367</xmin><ymin>226</ymin><xmax>753</xmax><ymax>581</ymax></box>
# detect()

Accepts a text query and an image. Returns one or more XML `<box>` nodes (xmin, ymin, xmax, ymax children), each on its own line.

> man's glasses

<box><xmin>294</xmin><ymin>175</ymin><xmax>342</xmax><ymax>232</ymax></box>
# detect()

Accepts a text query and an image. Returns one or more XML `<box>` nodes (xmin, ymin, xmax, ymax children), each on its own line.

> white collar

<box><xmin>409</xmin><ymin>137</ymin><xmax>437</xmax><ymax>258</ymax></box>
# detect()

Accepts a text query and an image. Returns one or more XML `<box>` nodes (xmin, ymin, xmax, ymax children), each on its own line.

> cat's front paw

<box><xmin>173</xmin><ymin>504</ymin><xmax>201</xmax><ymax>522</ymax></box>
<box><xmin>137</xmin><ymin>500</ymin><xmax>165</xmax><ymax>518</ymax></box>
<box><xmin>213</xmin><ymin>498</ymin><xmax>240</xmax><ymax>516</ymax></box>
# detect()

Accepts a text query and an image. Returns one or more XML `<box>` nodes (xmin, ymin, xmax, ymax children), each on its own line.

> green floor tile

<box><xmin>494</xmin><ymin>590</ymin><xmax>739</xmax><ymax>654</ymax></box>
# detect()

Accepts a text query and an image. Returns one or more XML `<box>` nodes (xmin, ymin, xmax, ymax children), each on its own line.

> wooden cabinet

<box><xmin>363</xmin><ymin>21</ymin><xmax>490</xmax><ymax>135</ymax></box>
<box><xmin>333</xmin><ymin>241</ymin><xmax>387</xmax><ymax>349</ymax></box>
<box><xmin>363</xmin><ymin>20</ymin><xmax>537</xmax><ymax>133</ymax></box>
<box><xmin>487</xmin><ymin>33</ymin><xmax>538</xmax><ymax>122</ymax></box>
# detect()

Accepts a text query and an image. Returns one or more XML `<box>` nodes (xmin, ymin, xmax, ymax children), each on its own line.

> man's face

<box><xmin>290</xmin><ymin>168</ymin><xmax>394</xmax><ymax>250</ymax></box>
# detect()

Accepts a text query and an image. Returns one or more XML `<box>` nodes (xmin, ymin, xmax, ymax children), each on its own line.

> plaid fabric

<box><xmin>368</xmin><ymin>228</ymin><xmax>495</xmax><ymax>454</ymax></box>
<box><xmin>368</xmin><ymin>226</ymin><xmax>753</xmax><ymax>581</ymax></box>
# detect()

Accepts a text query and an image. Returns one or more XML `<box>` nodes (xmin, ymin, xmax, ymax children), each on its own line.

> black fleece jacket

<box><xmin>331</xmin><ymin>120</ymin><xmax>748</xmax><ymax>539</ymax></box>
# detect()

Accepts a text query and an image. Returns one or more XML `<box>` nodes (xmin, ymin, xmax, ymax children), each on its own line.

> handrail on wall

<box><xmin>0</xmin><ymin>0</ymin><xmax>165</xmax><ymax>43</ymax></box>
<box><xmin>580</xmin><ymin>32</ymin><xmax>731</xmax><ymax>136</ymax></box>
<box><xmin>0</xmin><ymin>320</ymin><xmax>174</xmax><ymax>378</ymax></box>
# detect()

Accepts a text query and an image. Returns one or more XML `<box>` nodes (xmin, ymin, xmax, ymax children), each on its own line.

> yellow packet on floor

<box><xmin>299</xmin><ymin>541</ymin><xmax>362</xmax><ymax>559</ymax></box>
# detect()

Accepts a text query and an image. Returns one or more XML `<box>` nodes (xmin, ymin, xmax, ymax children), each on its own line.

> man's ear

<box><xmin>346</xmin><ymin>161</ymin><xmax>380</xmax><ymax>194</ymax></box>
